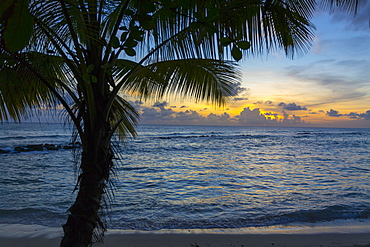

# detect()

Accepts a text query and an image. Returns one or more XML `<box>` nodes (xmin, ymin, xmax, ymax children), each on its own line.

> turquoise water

<box><xmin>0</xmin><ymin>123</ymin><xmax>369</xmax><ymax>230</ymax></box>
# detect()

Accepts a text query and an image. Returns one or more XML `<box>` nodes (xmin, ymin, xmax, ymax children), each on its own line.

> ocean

<box><xmin>0</xmin><ymin>123</ymin><xmax>369</xmax><ymax>230</ymax></box>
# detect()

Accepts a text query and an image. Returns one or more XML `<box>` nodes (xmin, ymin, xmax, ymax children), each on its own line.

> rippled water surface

<box><xmin>0</xmin><ymin>123</ymin><xmax>369</xmax><ymax>229</ymax></box>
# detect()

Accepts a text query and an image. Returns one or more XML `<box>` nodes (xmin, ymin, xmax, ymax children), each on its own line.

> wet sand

<box><xmin>1</xmin><ymin>223</ymin><xmax>370</xmax><ymax>247</ymax></box>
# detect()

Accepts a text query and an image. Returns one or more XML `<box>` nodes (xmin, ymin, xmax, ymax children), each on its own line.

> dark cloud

<box><xmin>231</xmin><ymin>82</ymin><xmax>249</xmax><ymax>96</ymax></box>
<box><xmin>253</xmin><ymin>100</ymin><xmax>274</xmax><ymax>106</ymax></box>
<box><xmin>278</xmin><ymin>102</ymin><xmax>307</xmax><ymax>111</ymax></box>
<box><xmin>180</xmin><ymin>105</ymin><xmax>187</xmax><ymax>108</ymax></box>
<box><xmin>234</xmin><ymin>97</ymin><xmax>249</xmax><ymax>101</ymax></box>
<box><xmin>327</xmin><ymin>109</ymin><xmax>370</xmax><ymax>120</ymax></box>
<box><xmin>347</xmin><ymin>110</ymin><xmax>370</xmax><ymax>120</ymax></box>
<box><xmin>152</xmin><ymin>102</ymin><xmax>168</xmax><ymax>108</ymax></box>
<box><xmin>229</xmin><ymin>84</ymin><xmax>250</xmax><ymax>102</ymax></box>
<box><xmin>264</xmin><ymin>112</ymin><xmax>278</xmax><ymax>116</ymax></box>
<box><xmin>327</xmin><ymin>109</ymin><xmax>342</xmax><ymax>117</ymax></box>
<box><xmin>347</xmin><ymin>112</ymin><xmax>360</xmax><ymax>119</ymax></box>
<box><xmin>359</xmin><ymin>110</ymin><xmax>370</xmax><ymax>120</ymax></box>
<box><xmin>139</xmin><ymin>105</ymin><xmax>311</xmax><ymax>126</ymax></box>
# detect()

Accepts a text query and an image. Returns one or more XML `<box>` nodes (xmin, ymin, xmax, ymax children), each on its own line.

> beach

<box><xmin>1</xmin><ymin>224</ymin><xmax>370</xmax><ymax>247</ymax></box>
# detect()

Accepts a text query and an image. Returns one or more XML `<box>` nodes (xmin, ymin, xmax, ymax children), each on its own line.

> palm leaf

<box><xmin>139</xmin><ymin>0</ymin><xmax>316</xmax><ymax>62</ymax></box>
<box><xmin>0</xmin><ymin>52</ymin><xmax>59</xmax><ymax>121</ymax></box>
<box><xmin>115</xmin><ymin>58</ymin><xmax>241</xmax><ymax>107</ymax></box>
<box><xmin>110</xmin><ymin>95</ymin><xmax>139</xmax><ymax>140</ymax></box>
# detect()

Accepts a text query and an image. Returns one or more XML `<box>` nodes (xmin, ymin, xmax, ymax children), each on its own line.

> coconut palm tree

<box><xmin>0</xmin><ymin>0</ymin><xmax>362</xmax><ymax>246</ymax></box>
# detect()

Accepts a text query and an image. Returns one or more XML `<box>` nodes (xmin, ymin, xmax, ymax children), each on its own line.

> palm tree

<box><xmin>0</xmin><ymin>0</ymin><xmax>362</xmax><ymax>246</ymax></box>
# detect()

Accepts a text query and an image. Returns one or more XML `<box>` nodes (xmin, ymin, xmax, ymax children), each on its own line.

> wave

<box><xmin>110</xmin><ymin>205</ymin><xmax>370</xmax><ymax>230</ymax></box>
<box><xmin>107</xmin><ymin>200</ymin><xmax>370</xmax><ymax>230</ymax></box>
<box><xmin>0</xmin><ymin>143</ymin><xmax>81</xmax><ymax>154</ymax></box>
<box><xmin>0</xmin><ymin>208</ymin><xmax>66</xmax><ymax>227</ymax></box>
<box><xmin>2</xmin><ymin>205</ymin><xmax>369</xmax><ymax>230</ymax></box>
<box><xmin>0</xmin><ymin>134</ymin><xmax>68</xmax><ymax>141</ymax></box>
<box><xmin>265</xmin><ymin>205</ymin><xmax>370</xmax><ymax>225</ymax></box>
<box><xmin>154</xmin><ymin>133</ymin><xmax>272</xmax><ymax>140</ymax></box>
<box><xmin>295</xmin><ymin>131</ymin><xmax>369</xmax><ymax>137</ymax></box>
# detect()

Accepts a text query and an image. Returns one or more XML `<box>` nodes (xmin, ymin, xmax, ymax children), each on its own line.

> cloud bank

<box><xmin>327</xmin><ymin>109</ymin><xmax>370</xmax><ymax>120</ymax></box>
<box><xmin>136</xmin><ymin>101</ymin><xmax>310</xmax><ymax>127</ymax></box>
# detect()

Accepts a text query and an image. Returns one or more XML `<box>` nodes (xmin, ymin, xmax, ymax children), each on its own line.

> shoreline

<box><xmin>1</xmin><ymin>223</ymin><xmax>370</xmax><ymax>247</ymax></box>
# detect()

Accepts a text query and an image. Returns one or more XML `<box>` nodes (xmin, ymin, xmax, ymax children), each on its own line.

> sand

<box><xmin>1</xmin><ymin>223</ymin><xmax>370</xmax><ymax>247</ymax></box>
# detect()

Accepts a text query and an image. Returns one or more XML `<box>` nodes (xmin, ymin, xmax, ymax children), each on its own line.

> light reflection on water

<box><xmin>0</xmin><ymin>124</ymin><xmax>369</xmax><ymax>229</ymax></box>
<box><xmin>105</xmin><ymin>125</ymin><xmax>370</xmax><ymax>229</ymax></box>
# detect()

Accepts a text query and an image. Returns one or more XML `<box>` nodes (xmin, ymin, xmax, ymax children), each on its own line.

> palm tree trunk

<box><xmin>60</xmin><ymin>123</ymin><xmax>113</xmax><ymax>247</ymax></box>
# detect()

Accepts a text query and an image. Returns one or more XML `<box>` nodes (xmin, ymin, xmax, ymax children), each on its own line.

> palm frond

<box><xmin>115</xmin><ymin>58</ymin><xmax>241</xmax><ymax>107</ymax></box>
<box><xmin>110</xmin><ymin>95</ymin><xmax>139</xmax><ymax>140</ymax></box>
<box><xmin>0</xmin><ymin>53</ymin><xmax>58</xmax><ymax>121</ymax></box>
<box><xmin>137</xmin><ymin>0</ymin><xmax>315</xmax><ymax>63</ymax></box>
<box><xmin>320</xmin><ymin>0</ymin><xmax>366</xmax><ymax>15</ymax></box>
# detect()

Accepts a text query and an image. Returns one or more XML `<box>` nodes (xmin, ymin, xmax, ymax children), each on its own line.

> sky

<box><xmin>136</xmin><ymin>4</ymin><xmax>370</xmax><ymax>128</ymax></box>
<box><xmin>24</xmin><ymin>4</ymin><xmax>370</xmax><ymax>128</ymax></box>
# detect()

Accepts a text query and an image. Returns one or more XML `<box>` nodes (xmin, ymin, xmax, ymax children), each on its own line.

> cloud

<box><xmin>264</xmin><ymin>112</ymin><xmax>279</xmax><ymax>120</ymax></box>
<box><xmin>235</xmin><ymin>108</ymin><xmax>305</xmax><ymax>125</ymax></box>
<box><xmin>286</xmin><ymin>59</ymin><xmax>370</xmax><ymax>106</ymax></box>
<box><xmin>264</xmin><ymin>112</ymin><xmax>279</xmax><ymax>117</ymax></box>
<box><xmin>359</xmin><ymin>110</ymin><xmax>370</xmax><ymax>120</ymax></box>
<box><xmin>152</xmin><ymin>102</ymin><xmax>168</xmax><ymax>108</ymax></box>
<box><xmin>236</xmin><ymin>107</ymin><xmax>268</xmax><ymax>124</ymax></box>
<box><xmin>278</xmin><ymin>102</ymin><xmax>308</xmax><ymax>111</ymax></box>
<box><xmin>138</xmin><ymin>104</ymin><xmax>312</xmax><ymax>127</ymax></box>
<box><xmin>327</xmin><ymin>109</ymin><xmax>343</xmax><ymax>117</ymax></box>
<box><xmin>329</xmin><ymin>2</ymin><xmax>370</xmax><ymax>31</ymax></box>
<box><xmin>282</xmin><ymin>110</ymin><xmax>305</xmax><ymax>124</ymax></box>
<box><xmin>234</xmin><ymin>97</ymin><xmax>249</xmax><ymax>101</ymax></box>
<box><xmin>254</xmin><ymin>100</ymin><xmax>274</xmax><ymax>105</ymax></box>
<box><xmin>327</xmin><ymin>109</ymin><xmax>370</xmax><ymax>120</ymax></box>
<box><xmin>232</xmin><ymin>83</ymin><xmax>249</xmax><ymax>96</ymax></box>
<box><xmin>231</xmin><ymin>84</ymin><xmax>250</xmax><ymax>101</ymax></box>
<box><xmin>207</xmin><ymin>112</ymin><xmax>231</xmax><ymax>121</ymax></box>
<box><xmin>175</xmin><ymin>110</ymin><xmax>203</xmax><ymax>122</ymax></box>
<box><xmin>141</xmin><ymin>102</ymin><xmax>175</xmax><ymax>120</ymax></box>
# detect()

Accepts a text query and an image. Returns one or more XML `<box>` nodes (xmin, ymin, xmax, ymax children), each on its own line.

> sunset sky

<box><xmin>24</xmin><ymin>4</ymin><xmax>370</xmax><ymax>128</ymax></box>
<box><xmin>137</xmin><ymin>5</ymin><xmax>370</xmax><ymax>128</ymax></box>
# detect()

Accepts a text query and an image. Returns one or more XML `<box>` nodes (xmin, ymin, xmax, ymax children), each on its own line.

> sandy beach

<box><xmin>1</xmin><ymin>223</ymin><xmax>370</xmax><ymax>247</ymax></box>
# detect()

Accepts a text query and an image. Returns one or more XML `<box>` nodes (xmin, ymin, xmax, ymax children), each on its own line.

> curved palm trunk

<box><xmin>60</xmin><ymin>122</ymin><xmax>113</xmax><ymax>247</ymax></box>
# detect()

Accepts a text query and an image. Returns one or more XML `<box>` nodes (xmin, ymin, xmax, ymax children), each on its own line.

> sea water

<box><xmin>0</xmin><ymin>123</ymin><xmax>369</xmax><ymax>230</ymax></box>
